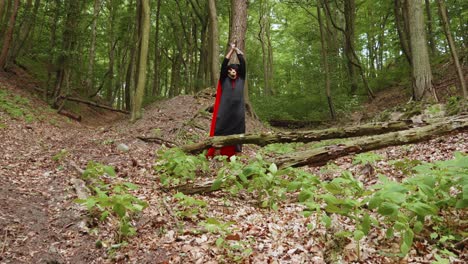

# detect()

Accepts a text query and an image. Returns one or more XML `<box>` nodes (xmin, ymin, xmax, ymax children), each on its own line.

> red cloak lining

<box><xmin>206</xmin><ymin>80</ymin><xmax>237</xmax><ymax>158</ymax></box>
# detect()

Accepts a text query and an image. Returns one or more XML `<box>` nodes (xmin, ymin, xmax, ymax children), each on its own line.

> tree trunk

<box><xmin>53</xmin><ymin>0</ymin><xmax>80</xmax><ymax>107</ymax></box>
<box><xmin>10</xmin><ymin>0</ymin><xmax>40</xmax><ymax>62</ymax></box>
<box><xmin>179</xmin><ymin>121</ymin><xmax>413</xmax><ymax>154</ymax></box>
<box><xmin>131</xmin><ymin>0</ymin><xmax>150</xmax><ymax>122</ymax></box>
<box><xmin>85</xmin><ymin>0</ymin><xmax>100</xmax><ymax>95</ymax></box>
<box><xmin>0</xmin><ymin>0</ymin><xmax>19</xmax><ymax>70</ymax></box>
<box><xmin>275</xmin><ymin>115</ymin><xmax>467</xmax><ymax>168</ymax></box>
<box><xmin>407</xmin><ymin>0</ymin><xmax>437</xmax><ymax>101</ymax></box>
<box><xmin>344</xmin><ymin>0</ymin><xmax>358</xmax><ymax>94</ymax></box>
<box><xmin>229</xmin><ymin>0</ymin><xmax>257</xmax><ymax>119</ymax></box>
<box><xmin>152</xmin><ymin>0</ymin><xmax>162</xmax><ymax>96</ymax></box>
<box><xmin>207</xmin><ymin>0</ymin><xmax>219</xmax><ymax>88</ymax></box>
<box><xmin>394</xmin><ymin>0</ymin><xmax>412</xmax><ymax>64</ymax></box>
<box><xmin>424</xmin><ymin>0</ymin><xmax>437</xmax><ymax>55</ymax></box>
<box><xmin>317</xmin><ymin>0</ymin><xmax>336</xmax><ymax>120</ymax></box>
<box><xmin>437</xmin><ymin>0</ymin><xmax>467</xmax><ymax>99</ymax></box>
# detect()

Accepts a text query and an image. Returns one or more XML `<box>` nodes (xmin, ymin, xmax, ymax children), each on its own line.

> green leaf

<box><xmin>113</xmin><ymin>203</ymin><xmax>126</xmax><ymax>218</ymax></box>
<box><xmin>123</xmin><ymin>182</ymin><xmax>139</xmax><ymax>190</ymax></box>
<box><xmin>413</xmin><ymin>221</ymin><xmax>423</xmax><ymax>233</ymax></box>
<box><xmin>377</xmin><ymin>202</ymin><xmax>399</xmax><ymax>216</ymax></box>
<box><xmin>216</xmin><ymin>237</ymin><xmax>224</xmax><ymax>247</ymax></box>
<box><xmin>407</xmin><ymin>202</ymin><xmax>438</xmax><ymax>217</ymax></box>
<box><xmin>322</xmin><ymin>213</ymin><xmax>332</xmax><ymax>228</ymax></box>
<box><xmin>361</xmin><ymin>213</ymin><xmax>371</xmax><ymax>235</ymax></box>
<box><xmin>386</xmin><ymin>227</ymin><xmax>394</xmax><ymax>238</ymax></box>
<box><xmin>100</xmin><ymin>211</ymin><xmax>110</xmax><ymax>221</ymax></box>
<box><xmin>455</xmin><ymin>199</ymin><xmax>468</xmax><ymax>208</ymax></box>
<box><xmin>238</xmin><ymin>173</ymin><xmax>249</xmax><ymax>183</ymax></box>
<box><xmin>103</xmin><ymin>166</ymin><xmax>116</xmax><ymax>177</ymax></box>
<box><xmin>298</xmin><ymin>190</ymin><xmax>313</xmax><ymax>202</ymax></box>
<box><xmin>368</xmin><ymin>195</ymin><xmax>383</xmax><ymax>209</ymax></box>
<box><xmin>354</xmin><ymin>230</ymin><xmax>365</xmax><ymax>241</ymax></box>
<box><xmin>211</xmin><ymin>179</ymin><xmax>223</xmax><ymax>190</ymax></box>
<box><xmin>381</xmin><ymin>191</ymin><xmax>406</xmax><ymax>204</ymax></box>
<box><xmin>286</xmin><ymin>181</ymin><xmax>302</xmax><ymax>191</ymax></box>
<box><xmin>269</xmin><ymin>163</ymin><xmax>278</xmax><ymax>174</ymax></box>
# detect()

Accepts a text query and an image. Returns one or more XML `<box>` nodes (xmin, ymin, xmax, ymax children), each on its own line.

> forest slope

<box><xmin>0</xmin><ymin>68</ymin><xmax>467</xmax><ymax>263</ymax></box>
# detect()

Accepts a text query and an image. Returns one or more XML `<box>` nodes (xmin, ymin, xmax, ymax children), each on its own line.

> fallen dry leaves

<box><xmin>1</xmin><ymin>77</ymin><xmax>467</xmax><ymax>263</ymax></box>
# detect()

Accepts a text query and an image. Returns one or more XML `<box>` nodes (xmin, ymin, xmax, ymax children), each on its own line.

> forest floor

<box><xmin>0</xmin><ymin>66</ymin><xmax>467</xmax><ymax>264</ymax></box>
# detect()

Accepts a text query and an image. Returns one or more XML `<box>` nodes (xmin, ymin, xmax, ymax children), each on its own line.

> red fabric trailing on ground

<box><xmin>207</xmin><ymin>80</ymin><xmax>236</xmax><ymax>158</ymax></box>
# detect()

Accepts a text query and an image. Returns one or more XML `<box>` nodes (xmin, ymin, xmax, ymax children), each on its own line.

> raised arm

<box><xmin>220</xmin><ymin>44</ymin><xmax>236</xmax><ymax>80</ymax></box>
<box><xmin>236</xmin><ymin>48</ymin><xmax>246</xmax><ymax>79</ymax></box>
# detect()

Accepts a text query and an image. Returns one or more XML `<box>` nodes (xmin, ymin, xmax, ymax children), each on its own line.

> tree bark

<box><xmin>424</xmin><ymin>0</ymin><xmax>437</xmax><ymax>55</ymax></box>
<box><xmin>436</xmin><ymin>0</ymin><xmax>467</xmax><ymax>99</ymax></box>
<box><xmin>207</xmin><ymin>0</ymin><xmax>219</xmax><ymax>88</ymax></box>
<box><xmin>131</xmin><ymin>0</ymin><xmax>150</xmax><ymax>121</ymax></box>
<box><xmin>317</xmin><ymin>0</ymin><xmax>336</xmax><ymax>120</ymax></box>
<box><xmin>0</xmin><ymin>0</ymin><xmax>19</xmax><ymax>70</ymax></box>
<box><xmin>180</xmin><ymin>121</ymin><xmax>413</xmax><ymax>154</ymax></box>
<box><xmin>152</xmin><ymin>0</ymin><xmax>162</xmax><ymax>96</ymax></box>
<box><xmin>394</xmin><ymin>0</ymin><xmax>412</xmax><ymax>65</ymax></box>
<box><xmin>86</xmin><ymin>0</ymin><xmax>100</xmax><ymax>95</ymax></box>
<box><xmin>407</xmin><ymin>0</ymin><xmax>437</xmax><ymax>101</ymax></box>
<box><xmin>274</xmin><ymin>115</ymin><xmax>467</xmax><ymax>168</ymax></box>
<box><xmin>229</xmin><ymin>0</ymin><xmax>257</xmax><ymax>119</ymax></box>
<box><xmin>10</xmin><ymin>0</ymin><xmax>40</xmax><ymax>62</ymax></box>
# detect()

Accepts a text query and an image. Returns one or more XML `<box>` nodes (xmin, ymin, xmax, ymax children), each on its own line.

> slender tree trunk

<box><xmin>0</xmin><ymin>0</ymin><xmax>9</xmax><ymax>40</ymax></box>
<box><xmin>45</xmin><ymin>0</ymin><xmax>60</xmax><ymax>102</ymax></box>
<box><xmin>317</xmin><ymin>0</ymin><xmax>336</xmax><ymax>120</ymax></box>
<box><xmin>394</xmin><ymin>0</ymin><xmax>412</xmax><ymax>64</ymax></box>
<box><xmin>207</xmin><ymin>0</ymin><xmax>219</xmax><ymax>88</ymax></box>
<box><xmin>437</xmin><ymin>0</ymin><xmax>467</xmax><ymax>99</ymax></box>
<box><xmin>407</xmin><ymin>0</ymin><xmax>437</xmax><ymax>101</ymax></box>
<box><xmin>10</xmin><ymin>0</ymin><xmax>40</xmax><ymax>62</ymax></box>
<box><xmin>424</xmin><ymin>0</ymin><xmax>437</xmax><ymax>55</ymax></box>
<box><xmin>86</xmin><ymin>0</ymin><xmax>100</xmax><ymax>95</ymax></box>
<box><xmin>53</xmin><ymin>0</ymin><xmax>80</xmax><ymax>107</ymax></box>
<box><xmin>152</xmin><ymin>0</ymin><xmax>162</xmax><ymax>96</ymax></box>
<box><xmin>344</xmin><ymin>0</ymin><xmax>358</xmax><ymax>94</ymax></box>
<box><xmin>131</xmin><ymin>0</ymin><xmax>150</xmax><ymax>122</ymax></box>
<box><xmin>0</xmin><ymin>0</ymin><xmax>19</xmax><ymax>70</ymax></box>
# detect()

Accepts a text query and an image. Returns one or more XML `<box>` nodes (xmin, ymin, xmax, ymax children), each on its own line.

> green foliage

<box><xmin>173</xmin><ymin>192</ymin><xmax>207</xmax><ymax>220</ymax></box>
<box><xmin>353</xmin><ymin>152</ymin><xmax>383</xmax><ymax>165</ymax></box>
<box><xmin>0</xmin><ymin>89</ymin><xmax>35</xmax><ymax>122</ymax></box>
<box><xmin>261</xmin><ymin>142</ymin><xmax>304</xmax><ymax>155</ymax></box>
<box><xmin>154</xmin><ymin>148</ymin><xmax>209</xmax><ymax>187</ymax></box>
<box><xmin>75</xmin><ymin>161</ymin><xmax>147</xmax><ymax>243</ymax></box>
<box><xmin>77</xmin><ymin>183</ymin><xmax>147</xmax><ymax>242</ymax></box>
<box><xmin>52</xmin><ymin>149</ymin><xmax>68</xmax><ymax>162</ymax></box>
<box><xmin>446</xmin><ymin>96</ymin><xmax>463</xmax><ymax>116</ymax></box>
<box><xmin>156</xmin><ymin>143</ymin><xmax>466</xmax><ymax>257</ymax></box>
<box><xmin>82</xmin><ymin>161</ymin><xmax>116</xmax><ymax>180</ymax></box>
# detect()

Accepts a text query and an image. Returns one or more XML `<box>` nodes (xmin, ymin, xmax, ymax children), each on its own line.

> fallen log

<box><xmin>181</xmin><ymin>121</ymin><xmax>413</xmax><ymax>154</ymax></box>
<box><xmin>173</xmin><ymin>115</ymin><xmax>467</xmax><ymax>194</ymax></box>
<box><xmin>274</xmin><ymin>115</ymin><xmax>468</xmax><ymax>168</ymax></box>
<box><xmin>58</xmin><ymin>109</ymin><xmax>82</xmax><ymax>121</ymax></box>
<box><xmin>58</xmin><ymin>96</ymin><xmax>129</xmax><ymax>114</ymax></box>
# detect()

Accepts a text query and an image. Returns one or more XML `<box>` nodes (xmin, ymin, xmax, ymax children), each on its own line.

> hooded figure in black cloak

<box><xmin>207</xmin><ymin>43</ymin><xmax>246</xmax><ymax>158</ymax></box>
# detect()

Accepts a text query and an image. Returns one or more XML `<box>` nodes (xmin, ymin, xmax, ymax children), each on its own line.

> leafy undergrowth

<box><xmin>146</xmin><ymin>147</ymin><xmax>467</xmax><ymax>263</ymax></box>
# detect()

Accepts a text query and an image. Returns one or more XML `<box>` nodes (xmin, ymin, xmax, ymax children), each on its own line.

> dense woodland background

<box><xmin>0</xmin><ymin>0</ymin><xmax>466</xmax><ymax>123</ymax></box>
